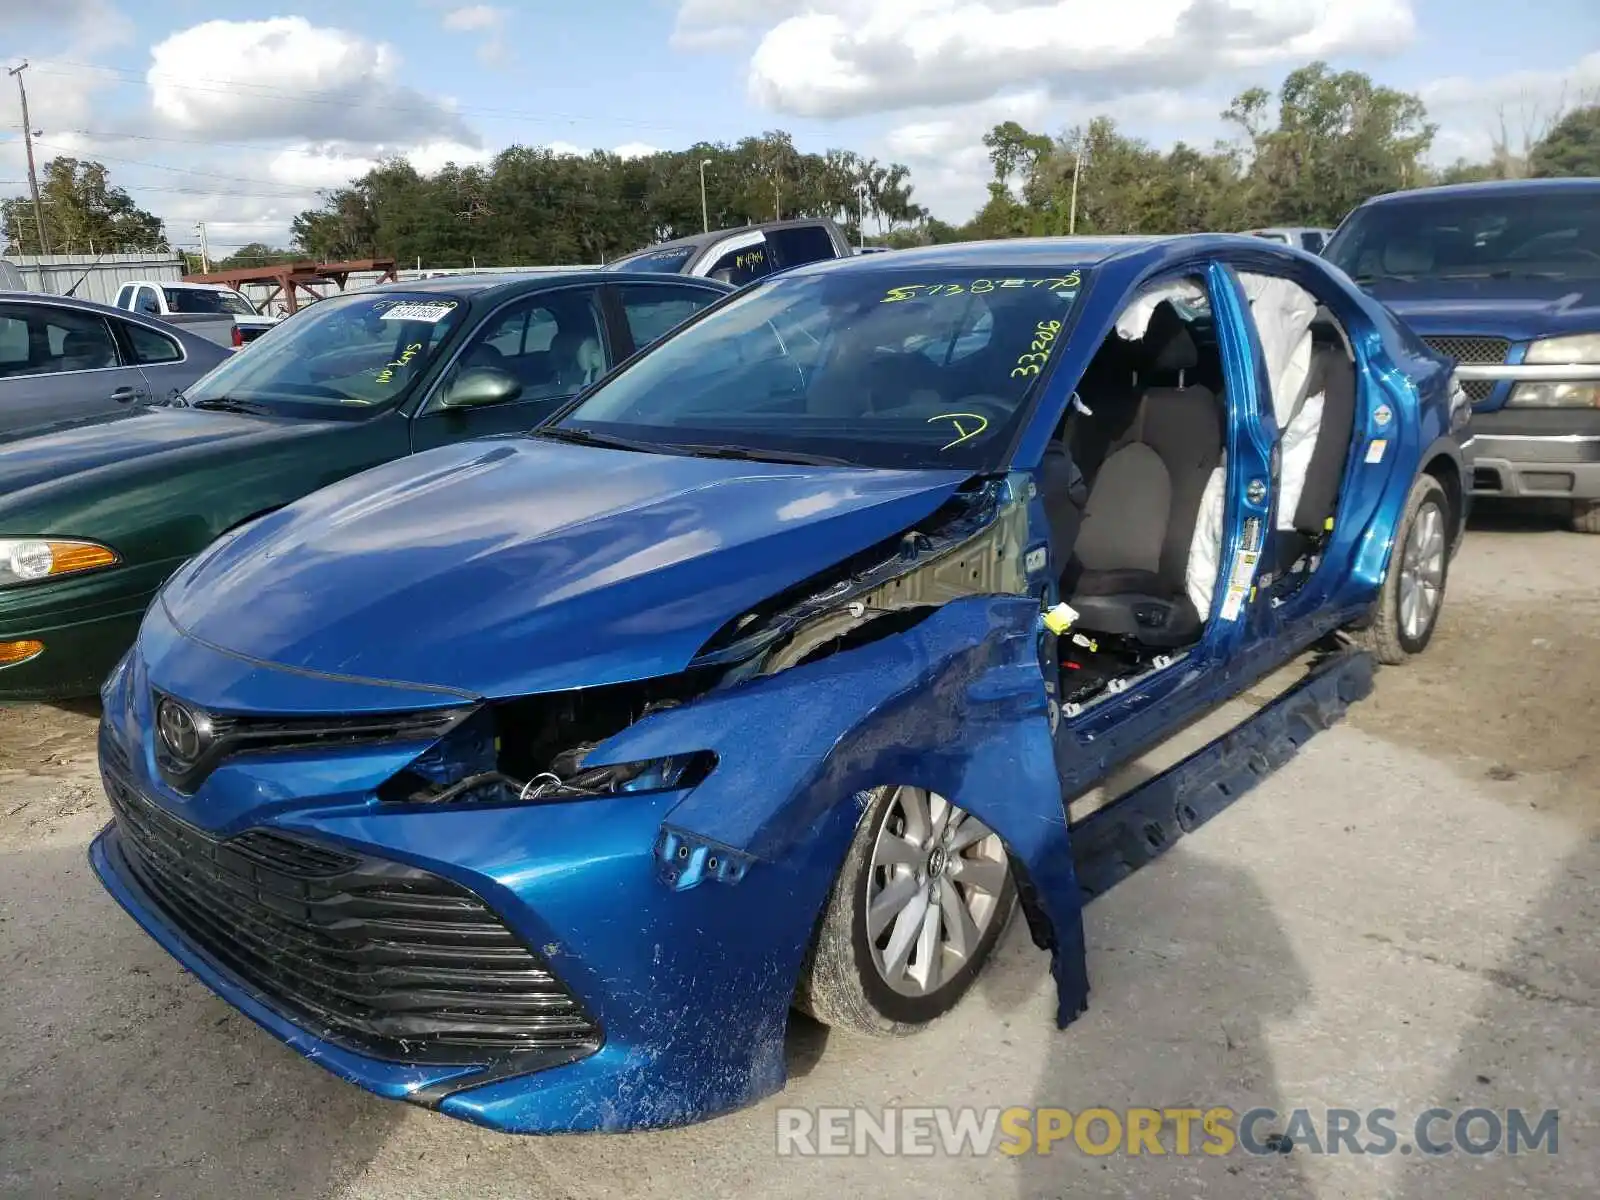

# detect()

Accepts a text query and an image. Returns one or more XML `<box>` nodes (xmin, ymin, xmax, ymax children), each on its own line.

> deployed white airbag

<box><xmin>1185</xmin><ymin>273</ymin><xmax>1324</xmax><ymax>618</ymax></box>
<box><xmin>1114</xmin><ymin>279</ymin><xmax>1208</xmax><ymax>341</ymax></box>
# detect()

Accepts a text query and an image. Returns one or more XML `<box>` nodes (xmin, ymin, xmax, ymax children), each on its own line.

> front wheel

<box><xmin>1571</xmin><ymin>499</ymin><xmax>1600</xmax><ymax>534</ymax></box>
<box><xmin>1350</xmin><ymin>473</ymin><xmax>1451</xmax><ymax>664</ymax></box>
<box><xmin>795</xmin><ymin>785</ymin><xmax>1016</xmax><ymax>1035</ymax></box>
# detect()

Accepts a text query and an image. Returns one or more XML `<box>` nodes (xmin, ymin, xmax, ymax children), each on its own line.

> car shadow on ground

<box><xmin>0</xmin><ymin>838</ymin><xmax>402</xmax><ymax>1200</ymax></box>
<box><xmin>968</xmin><ymin>839</ymin><xmax>1318</xmax><ymax>1198</ymax></box>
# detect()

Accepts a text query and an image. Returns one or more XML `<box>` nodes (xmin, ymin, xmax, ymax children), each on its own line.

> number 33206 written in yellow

<box><xmin>1012</xmin><ymin>320</ymin><xmax>1061</xmax><ymax>377</ymax></box>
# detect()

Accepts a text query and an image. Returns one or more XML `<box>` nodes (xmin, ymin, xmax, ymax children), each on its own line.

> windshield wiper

<box><xmin>531</xmin><ymin>425</ymin><xmax>674</xmax><ymax>455</ymax></box>
<box><xmin>189</xmin><ymin>397</ymin><xmax>269</xmax><ymax>414</ymax></box>
<box><xmin>666</xmin><ymin>443</ymin><xmax>857</xmax><ymax>467</ymax></box>
<box><xmin>1352</xmin><ymin>272</ymin><xmax>1416</xmax><ymax>284</ymax></box>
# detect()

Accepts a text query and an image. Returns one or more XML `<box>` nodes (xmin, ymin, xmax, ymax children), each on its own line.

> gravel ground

<box><xmin>1</xmin><ymin>504</ymin><xmax>1595</xmax><ymax>1199</ymax></box>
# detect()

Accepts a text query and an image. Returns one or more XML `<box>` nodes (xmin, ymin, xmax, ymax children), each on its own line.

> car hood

<box><xmin>159</xmin><ymin>437</ymin><xmax>974</xmax><ymax>700</ymax></box>
<box><xmin>0</xmin><ymin>405</ymin><xmax>342</xmax><ymax>502</ymax></box>
<box><xmin>1365</xmin><ymin>277</ymin><xmax>1600</xmax><ymax>340</ymax></box>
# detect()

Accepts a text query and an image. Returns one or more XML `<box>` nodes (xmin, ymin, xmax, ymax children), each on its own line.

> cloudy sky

<box><xmin>3</xmin><ymin>0</ymin><xmax>1597</xmax><ymax>260</ymax></box>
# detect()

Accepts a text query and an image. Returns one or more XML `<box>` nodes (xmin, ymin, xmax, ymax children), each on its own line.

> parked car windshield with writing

<box><xmin>92</xmin><ymin>236</ymin><xmax>1468</xmax><ymax>1135</ymax></box>
<box><xmin>0</xmin><ymin>271</ymin><xmax>733</xmax><ymax>700</ymax></box>
<box><xmin>1325</xmin><ymin>178</ymin><xmax>1600</xmax><ymax>532</ymax></box>
<box><xmin>561</xmin><ymin>268</ymin><xmax>1084</xmax><ymax>470</ymax></box>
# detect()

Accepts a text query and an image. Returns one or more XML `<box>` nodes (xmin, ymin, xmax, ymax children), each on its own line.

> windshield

<box><xmin>164</xmin><ymin>287</ymin><xmax>258</xmax><ymax>316</ymax></box>
<box><xmin>181</xmin><ymin>291</ymin><xmax>468</xmax><ymax>413</ymax></box>
<box><xmin>558</xmin><ymin>266</ymin><xmax>1086</xmax><ymax>471</ymax></box>
<box><xmin>1326</xmin><ymin>189</ymin><xmax>1600</xmax><ymax>282</ymax></box>
<box><xmin>607</xmin><ymin>246</ymin><xmax>696</xmax><ymax>274</ymax></box>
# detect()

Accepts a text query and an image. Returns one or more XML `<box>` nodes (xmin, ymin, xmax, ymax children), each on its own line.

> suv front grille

<box><xmin>103</xmin><ymin>770</ymin><xmax>600</xmax><ymax>1066</ymax></box>
<box><xmin>1421</xmin><ymin>335</ymin><xmax>1511</xmax><ymax>403</ymax></box>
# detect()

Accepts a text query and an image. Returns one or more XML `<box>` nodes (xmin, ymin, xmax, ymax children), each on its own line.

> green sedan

<box><xmin>0</xmin><ymin>270</ymin><xmax>734</xmax><ymax>700</ymax></box>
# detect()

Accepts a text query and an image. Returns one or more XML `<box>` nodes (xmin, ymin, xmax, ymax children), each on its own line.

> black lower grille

<box><xmin>103</xmin><ymin>772</ymin><xmax>600</xmax><ymax>1066</ymax></box>
<box><xmin>1422</xmin><ymin>335</ymin><xmax>1510</xmax><ymax>404</ymax></box>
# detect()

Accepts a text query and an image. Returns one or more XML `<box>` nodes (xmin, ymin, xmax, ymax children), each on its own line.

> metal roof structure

<box><xmin>182</xmin><ymin>258</ymin><xmax>398</xmax><ymax>314</ymax></box>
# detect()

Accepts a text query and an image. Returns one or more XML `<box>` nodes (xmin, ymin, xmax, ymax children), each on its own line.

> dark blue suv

<box><xmin>1325</xmin><ymin>178</ymin><xmax>1600</xmax><ymax>532</ymax></box>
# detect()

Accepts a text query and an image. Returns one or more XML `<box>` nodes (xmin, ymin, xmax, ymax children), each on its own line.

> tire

<box><xmin>1571</xmin><ymin>500</ymin><xmax>1600</xmax><ymax>534</ymax></box>
<box><xmin>795</xmin><ymin>784</ymin><xmax>1016</xmax><ymax>1035</ymax></box>
<box><xmin>1350</xmin><ymin>473</ymin><xmax>1451</xmax><ymax>664</ymax></box>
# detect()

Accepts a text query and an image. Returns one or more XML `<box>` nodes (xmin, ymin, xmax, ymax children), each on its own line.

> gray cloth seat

<box><xmin>1290</xmin><ymin>341</ymin><xmax>1358</xmax><ymax>535</ymax></box>
<box><xmin>1065</xmin><ymin>311</ymin><xmax>1225</xmax><ymax>647</ymax></box>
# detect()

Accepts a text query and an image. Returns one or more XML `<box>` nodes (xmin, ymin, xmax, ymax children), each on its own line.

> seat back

<box><xmin>1291</xmin><ymin>343</ymin><xmax>1357</xmax><ymax>534</ymax></box>
<box><xmin>1069</xmin><ymin>304</ymin><xmax>1224</xmax><ymax>596</ymax></box>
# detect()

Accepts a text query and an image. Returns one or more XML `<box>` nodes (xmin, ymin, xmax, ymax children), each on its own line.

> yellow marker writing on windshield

<box><xmin>930</xmin><ymin>412</ymin><xmax>989</xmax><ymax>451</ymax></box>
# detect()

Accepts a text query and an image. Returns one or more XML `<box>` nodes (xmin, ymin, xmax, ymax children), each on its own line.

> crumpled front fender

<box><xmin>586</xmin><ymin>593</ymin><xmax>1090</xmax><ymax>1028</ymax></box>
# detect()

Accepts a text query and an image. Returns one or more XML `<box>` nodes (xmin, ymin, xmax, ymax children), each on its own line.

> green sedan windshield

<box><xmin>181</xmin><ymin>291</ymin><xmax>468</xmax><ymax>411</ymax></box>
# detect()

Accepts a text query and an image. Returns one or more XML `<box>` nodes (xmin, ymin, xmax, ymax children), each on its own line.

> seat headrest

<box><xmin>1141</xmin><ymin>301</ymin><xmax>1198</xmax><ymax>373</ymax></box>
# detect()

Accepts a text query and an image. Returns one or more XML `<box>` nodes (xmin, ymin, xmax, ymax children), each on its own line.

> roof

<box><xmin>612</xmin><ymin>217</ymin><xmax>839</xmax><ymax>261</ymax></box>
<box><xmin>780</xmin><ymin>235</ymin><xmax>1165</xmax><ymax>275</ymax></box>
<box><xmin>1361</xmin><ymin>177</ymin><xmax>1600</xmax><ymax>205</ymax></box>
<box><xmin>358</xmin><ymin>268</ymin><xmax>735</xmax><ymax>301</ymax></box>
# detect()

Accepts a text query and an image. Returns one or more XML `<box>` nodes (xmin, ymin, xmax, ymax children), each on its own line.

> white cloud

<box><xmin>147</xmin><ymin>18</ymin><xmax>478</xmax><ymax>145</ymax></box>
<box><xmin>613</xmin><ymin>142</ymin><xmax>665</xmax><ymax>159</ymax></box>
<box><xmin>722</xmin><ymin>0</ymin><xmax>1414</xmax><ymax>119</ymax></box>
<box><xmin>441</xmin><ymin>5</ymin><xmax>506</xmax><ymax>32</ymax></box>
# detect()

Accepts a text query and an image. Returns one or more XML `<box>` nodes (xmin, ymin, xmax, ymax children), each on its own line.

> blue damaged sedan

<box><xmin>92</xmin><ymin>236</ymin><xmax>1470</xmax><ymax>1133</ymax></box>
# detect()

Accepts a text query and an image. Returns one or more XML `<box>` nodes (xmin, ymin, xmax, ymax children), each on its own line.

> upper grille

<box><xmin>1421</xmin><ymin>335</ymin><xmax>1511</xmax><ymax>403</ymax></box>
<box><xmin>103</xmin><ymin>770</ymin><xmax>600</xmax><ymax>1066</ymax></box>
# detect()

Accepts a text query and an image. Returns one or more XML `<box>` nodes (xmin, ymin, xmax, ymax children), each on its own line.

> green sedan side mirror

<box><xmin>441</xmin><ymin>366</ymin><xmax>522</xmax><ymax>409</ymax></box>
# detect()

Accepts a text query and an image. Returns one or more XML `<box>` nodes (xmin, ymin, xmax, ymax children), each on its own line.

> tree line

<box><xmin>5</xmin><ymin>62</ymin><xmax>1599</xmax><ymax>267</ymax></box>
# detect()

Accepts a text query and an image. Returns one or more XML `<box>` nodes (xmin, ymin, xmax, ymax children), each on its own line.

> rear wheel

<box><xmin>1350</xmin><ymin>473</ymin><xmax>1451</xmax><ymax>664</ymax></box>
<box><xmin>795</xmin><ymin>785</ymin><xmax>1016</xmax><ymax>1035</ymax></box>
<box><xmin>1571</xmin><ymin>500</ymin><xmax>1600</xmax><ymax>534</ymax></box>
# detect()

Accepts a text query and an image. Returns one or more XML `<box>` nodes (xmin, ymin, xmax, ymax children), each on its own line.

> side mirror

<box><xmin>441</xmin><ymin>366</ymin><xmax>522</xmax><ymax>409</ymax></box>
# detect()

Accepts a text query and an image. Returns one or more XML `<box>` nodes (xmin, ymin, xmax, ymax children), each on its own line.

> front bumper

<box><xmin>1465</xmin><ymin>409</ymin><xmax>1600</xmax><ymax>501</ymax></box>
<box><xmin>90</xmin><ymin>650</ymin><xmax>858</xmax><ymax>1132</ymax></box>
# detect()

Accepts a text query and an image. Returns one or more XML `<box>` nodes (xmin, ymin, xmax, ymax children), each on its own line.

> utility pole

<box><xmin>8</xmin><ymin>61</ymin><xmax>48</xmax><ymax>255</ymax></box>
<box><xmin>1068</xmin><ymin>141</ymin><xmax>1087</xmax><ymax>236</ymax></box>
<box><xmin>195</xmin><ymin>221</ymin><xmax>211</xmax><ymax>273</ymax></box>
<box><xmin>857</xmin><ymin>181</ymin><xmax>868</xmax><ymax>250</ymax></box>
<box><xmin>699</xmin><ymin>158</ymin><xmax>711</xmax><ymax>232</ymax></box>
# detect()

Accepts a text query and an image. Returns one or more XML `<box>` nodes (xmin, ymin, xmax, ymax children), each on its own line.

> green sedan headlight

<box><xmin>0</xmin><ymin>538</ymin><xmax>120</xmax><ymax>586</ymax></box>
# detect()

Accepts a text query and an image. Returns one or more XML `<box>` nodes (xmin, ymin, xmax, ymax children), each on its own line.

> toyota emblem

<box><xmin>156</xmin><ymin>697</ymin><xmax>204</xmax><ymax>765</ymax></box>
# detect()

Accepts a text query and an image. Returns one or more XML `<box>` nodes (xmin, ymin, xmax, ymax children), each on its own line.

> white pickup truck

<box><xmin>113</xmin><ymin>280</ymin><xmax>280</xmax><ymax>349</ymax></box>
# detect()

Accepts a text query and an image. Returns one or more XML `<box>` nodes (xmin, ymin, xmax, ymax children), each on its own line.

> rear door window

<box><xmin>618</xmin><ymin>284</ymin><xmax>722</xmax><ymax>351</ymax></box>
<box><xmin>122</xmin><ymin>320</ymin><xmax>184</xmax><ymax>365</ymax></box>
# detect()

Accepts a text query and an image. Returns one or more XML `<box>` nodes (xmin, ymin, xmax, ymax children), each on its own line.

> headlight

<box><xmin>1507</xmin><ymin>382</ymin><xmax>1600</xmax><ymax>408</ymax></box>
<box><xmin>0</xmin><ymin>538</ymin><xmax>119</xmax><ymax>586</ymax></box>
<box><xmin>1524</xmin><ymin>333</ymin><xmax>1600</xmax><ymax>364</ymax></box>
